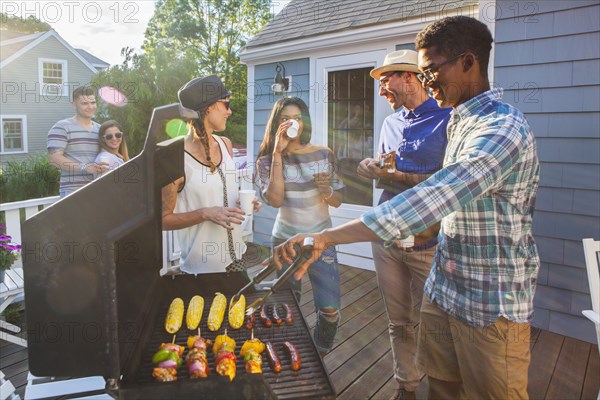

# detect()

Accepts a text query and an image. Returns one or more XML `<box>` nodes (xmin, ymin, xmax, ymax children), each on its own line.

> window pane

<box><xmin>43</xmin><ymin>62</ymin><xmax>63</xmax><ymax>85</ymax></box>
<box><xmin>2</xmin><ymin>119</ymin><xmax>24</xmax><ymax>151</ymax></box>
<box><xmin>327</xmin><ymin>68</ymin><xmax>374</xmax><ymax>206</ymax></box>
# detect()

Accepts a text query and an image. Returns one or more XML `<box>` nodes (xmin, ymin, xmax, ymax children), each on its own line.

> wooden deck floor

<box><xmin>1</xmin><ymin>265</ymin><xmax>598</xmax><ymax>399</ymax></box>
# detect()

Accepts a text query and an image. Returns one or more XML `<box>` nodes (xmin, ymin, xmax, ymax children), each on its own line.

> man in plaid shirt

<box><xmin>272</xmin><ymin>16</ymin><xmax>540</xmax><ymax>399</ymax></box>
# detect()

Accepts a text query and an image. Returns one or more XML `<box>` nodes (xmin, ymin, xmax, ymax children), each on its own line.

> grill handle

<box><xmin>271</xmin><ymin>237</ymin><xmax>315</xmax><ymax>293</ymax></box>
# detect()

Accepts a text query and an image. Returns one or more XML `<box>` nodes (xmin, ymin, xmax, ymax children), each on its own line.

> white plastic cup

<box><xmin>286</xmin><ymin>120</ymin><xmax>299</xmax><ymax>138</ymax></box>
<box><xmin>239</xmin><ymin>189</ymin><xmax>256</xmax><ymax>215</ymax></box>
<box><xmin>231</xmin><ymin>215</ymin><xmax>245</xmax><ymax>237</ymax></box>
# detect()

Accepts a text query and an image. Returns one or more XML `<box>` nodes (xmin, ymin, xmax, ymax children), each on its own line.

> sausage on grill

<box><xmin>270</xmin><ymin>304</ymin><xmax>282</xmax><ymax>325</ymax></box>
<box><xmin>283</xmin><ymin>341</ymin><xmax>301</xmax><ymax>371</ymax></box>
<box><xmin>259</xmin><ymin>305</ymin><xmax>272</xmax><ymax>327</ymax></box>
<box><xmin>246</xmin><ymin>312</ymin><xmax>255</xmax><ymax>330</ymax></box>
<box><xmin>282</xmin><ymin>303</ymin><xmax>294</xmax><ymax>325</ymax></box>
<box><xmin>265</xmin><ymin>341</ymin><xmax>281</xmax><ymax>373</ymax></box>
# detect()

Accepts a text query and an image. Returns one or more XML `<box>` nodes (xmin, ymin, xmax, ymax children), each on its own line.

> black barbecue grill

<box><xmin>21</xmin><ymin>104</ymin><xmax>335</xmax><ymax>399</ymax></box>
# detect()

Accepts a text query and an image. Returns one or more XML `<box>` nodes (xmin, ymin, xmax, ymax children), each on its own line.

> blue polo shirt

<box><xmin>378</xmin><ymin>97</ymin><xmax>451</xmax><ymax>203</ymax></box>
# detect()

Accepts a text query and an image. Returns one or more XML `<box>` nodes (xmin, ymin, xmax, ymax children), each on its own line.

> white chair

<box><xmin>0</xmin><ymin>370</ymin><xmax>20</xmax><ymax>400</ymax></box>
<box><xmin>24</xmin><ymin>373</ymin><xmax>108</xmax><ymax>400</ymax></box>
<box><xmin>0</xmin><ymin>259</ymin><xmax>26</xmax><ymax>348</ymax></box>
<box><xmin>582</xmin><ymin>238</ymin><xmax>600</xmax><ymax>400</ymax></box>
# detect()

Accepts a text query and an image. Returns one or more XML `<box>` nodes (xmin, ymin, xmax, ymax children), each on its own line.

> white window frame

<box><xmin>0</xmin><ymin>115</ymin><xmax>28</xmax><ymax>154</ymax></box>
<box><xmin>38</xmin><ymin>58</ymin><xmax>69</xmax><ymax>97</ymax></box>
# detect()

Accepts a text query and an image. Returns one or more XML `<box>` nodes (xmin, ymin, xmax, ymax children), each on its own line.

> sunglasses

<box><xmin>217</xmin><ymin>100</ymin><xmax>231</xmax><ymax>110</ymax></box>
<box><xmin>417</xmin><ymin>52</ymin><xmax>466</xmax><ymax>84</ymax></box>
<box><xmin>103</xmin><ymin>132</ymin><xmax>123</xmax><ymax>140</ymax></box>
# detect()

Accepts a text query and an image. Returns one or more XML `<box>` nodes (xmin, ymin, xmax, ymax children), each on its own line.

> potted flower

<box><xmin>0</xmin><ymin>225</ymin><xmax>21</xmax><ymax>284</ymax></box>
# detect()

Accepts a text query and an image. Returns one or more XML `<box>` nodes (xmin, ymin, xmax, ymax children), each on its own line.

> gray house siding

<box><xmin>250</xmin><ymin>58</ymin><xmax>310</xmax><ymax>245</ymax></box>
<box><xmin>494</xmin><ymin>0</ymin><xmax>600</xmax><ymax>343</ymax></box>
<box><xmin>1</xmin><ymin>34</ymin><xmax>97</xmax><ymax>164</ymax></box>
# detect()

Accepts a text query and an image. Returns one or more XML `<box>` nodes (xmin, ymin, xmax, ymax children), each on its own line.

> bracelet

<box><xmin>323</xmin><ymin>186</ymin><xmax>334</xmax><ymax>201</ymax></box>
<box><xmin>80</xmin><ymin>163</ymin><xmax>87</xmax><ymax>173</ymax></box>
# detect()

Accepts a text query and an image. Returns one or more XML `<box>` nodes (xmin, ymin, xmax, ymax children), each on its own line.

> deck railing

<box><xmin>0</xmin><ymin>167</ymin><xmax>255</xmax><ymax>272</ymax></box>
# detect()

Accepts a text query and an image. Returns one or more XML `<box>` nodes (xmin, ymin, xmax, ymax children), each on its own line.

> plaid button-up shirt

<box><xmin>361</xmin><ymin>88</ymin><xmax>540</xmax><ymax>327</ymax></box>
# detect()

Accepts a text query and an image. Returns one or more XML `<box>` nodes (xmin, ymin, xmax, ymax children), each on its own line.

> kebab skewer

<box><xmin>151</xmin><ymin>338</ymin><xmax>184</xmax><ymax>382</ymax></box>
<box><xmin>240</xmin><ymin>330</ymin><xmax>265</xmax><ymax>374</ymax></box>
<box><xmin>185</xmin><ymin>329</ymin><xmax>211</xmax><ymax>379</ymax></box>
<box><xmin>213</xmin><ymin>329</ymin><xmax>237</xmax><ymax>381</ymax></box>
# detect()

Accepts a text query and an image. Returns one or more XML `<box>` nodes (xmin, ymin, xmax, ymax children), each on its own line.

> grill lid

<box><xmin>22</xmin><ymin>104</ymin><xmax>192</xmax><ymax>378</ymax></box>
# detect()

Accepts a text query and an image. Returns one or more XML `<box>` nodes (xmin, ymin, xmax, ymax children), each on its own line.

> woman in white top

<box><xmin>94</xmin><ymin>120</ymin><xmax>129</xmax><ymax>173</ymax></box>
<box><xmin>162</xmin><ymin>75</ymin><xmax>260</xmax><ymax>277</ymax></box>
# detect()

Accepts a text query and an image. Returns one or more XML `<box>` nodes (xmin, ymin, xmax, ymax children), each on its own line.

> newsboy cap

<box><xmin>178</xmin><ymin>75</ymin><xmax>232</xmax><ymax>111</ymax></box>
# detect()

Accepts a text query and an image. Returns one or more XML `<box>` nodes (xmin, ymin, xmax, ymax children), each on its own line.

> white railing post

<box><xmin>0</xmin><ymin>196</ymin><xmax>60</xmax><ymax>251</ymax></box>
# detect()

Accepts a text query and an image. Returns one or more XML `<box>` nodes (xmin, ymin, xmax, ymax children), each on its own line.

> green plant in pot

<box><xmin>0</xmin><ymin>225</ymin><xmax>21</xmax><ymax>283</ymax></box>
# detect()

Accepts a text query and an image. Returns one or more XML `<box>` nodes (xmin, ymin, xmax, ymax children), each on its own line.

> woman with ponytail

<box><xmin>162</xmin><ymin>75</ymin><xmax>260</xmax><ymax>278</ymax></box>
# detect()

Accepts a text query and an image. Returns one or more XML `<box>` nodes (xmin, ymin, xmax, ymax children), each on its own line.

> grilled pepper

<box><xmin>207</xmin><ymin>292</ymin><xmax>227</xmax><ymax>331</ymax></box>
<box><xmin>165</xmin><ymin>298</ymin><xmax>184</xmax><ymax>334</ymax></box>
<box><xmin>243</xmin><ymin>349</ymin><xmax>263</xmax><ymax>374</ymax></box>
<box><xmin>186</xmin><ymin>295</ymin><xmax>204</xmax><ymax>330</ymax></box>
<box><xmin>213</xmin><ymin>333</ymin><xmax>236</xmax><ymax>354</ymax></box>
<box><xmin>240</xmin><ymin>337</ymin><xmax>265</xmax><ymax>357</ymax></box>
<box><xmin>228</xmin><ymin>294</ymin><xmax>245</xmax><ymax>329</ymax></box>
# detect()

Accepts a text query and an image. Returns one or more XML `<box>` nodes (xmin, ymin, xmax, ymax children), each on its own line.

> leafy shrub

<box><xmin>0</xmin><ymin>155</ymin><xmax>59</xmax><ymax>203</ymax></box>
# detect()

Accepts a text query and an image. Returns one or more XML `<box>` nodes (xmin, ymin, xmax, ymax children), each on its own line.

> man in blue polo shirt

<box><xmin>357</xmin><ymin>49</ymin><xmax>451</xmax><ymax>400</ymax></box>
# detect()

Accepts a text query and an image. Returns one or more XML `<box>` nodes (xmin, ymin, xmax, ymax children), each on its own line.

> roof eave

<box><xmin>0</xmin><ymin>30</ymin><xmax>98</xmax><ymax>73</ymax></box>
<box><xmin>240</xmin><ymin>15</ymin><xmax>432</xmax><ymax>64</ymax></box>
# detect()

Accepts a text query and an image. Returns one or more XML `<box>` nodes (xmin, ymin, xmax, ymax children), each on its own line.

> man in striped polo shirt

<box><xmin>48</xmin><ymin>86</ymin><xmax>108</xmax><ymax>197</ymax></box>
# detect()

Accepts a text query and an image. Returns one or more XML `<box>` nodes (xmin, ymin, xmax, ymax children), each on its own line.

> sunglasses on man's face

<box><xmin>104</xmin><ymin>132</ymin><xmax>123</xmax><ymax>140</ymax></box>
<box><xmin>217</xmin><ymin>100</ymin><xmax>231</xmax><ymax>110</ymax></box>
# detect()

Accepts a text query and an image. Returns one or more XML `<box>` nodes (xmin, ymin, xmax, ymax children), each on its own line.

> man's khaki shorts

<box><xmin>416</xmin><ymin>297</ymin><xmax>531</xmax><ymax>399</ymax></box>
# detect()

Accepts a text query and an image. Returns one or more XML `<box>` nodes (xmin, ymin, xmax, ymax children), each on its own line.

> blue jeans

<box><xmin>273</xmin><ymin>238</ymin><xmax>341</xmax><ymax>353</ymax></box>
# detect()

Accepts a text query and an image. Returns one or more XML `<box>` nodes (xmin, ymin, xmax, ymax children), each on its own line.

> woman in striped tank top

<box><xmin>256</xmin><ymin>97</ymin><xmax>344</xmax><ymax>355</ymax></box>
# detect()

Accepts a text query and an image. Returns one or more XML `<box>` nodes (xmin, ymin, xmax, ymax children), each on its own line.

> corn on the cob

<box><xmin>207</xmin><ymin>292</ymin><xmax>227</xmax><ymax>331</ymax></box>
<box><xmin>228</xmin><ymin>294</ymin><xmax>246</xmax><ymax>329</ymax></box>
<box><xmin>165</xmin><ymin>297</ymin><xmax>184</xmax><ymax>334</ymax></box>
<box><xmin>186</xmin><ymin>295</ymin><xmax>204</xmax><ymax>330</ymax></box>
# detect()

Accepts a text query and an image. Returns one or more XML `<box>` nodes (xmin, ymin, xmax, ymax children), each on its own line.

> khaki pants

<box><xmin>372</xmin><ymin>242</ymin><xmax>435</xmax><ymax>391</ymax></box>
<box><xmin>416</xmin><ymin>297</ymin><xmax>531</xmax><ymax>399</ymax></box>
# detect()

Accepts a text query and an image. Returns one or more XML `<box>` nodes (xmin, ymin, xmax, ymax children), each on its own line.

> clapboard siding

<box><xmin>1</xmin><ymin>34</ymin><xmax>99</xmax><ymax>164</ymax></box>
<box><xmin>525</xmin><ymin>112</ymin><xmax>599</xmax><ymax>138</ymax></box>
<box><xmin>495</xmin><ymin>0</ymin><xmax>600</xmax><ymax>343</ymax></box>
<box><xmin>250</xmin><ymin>58</ymin><xmax>311</xmax><ymax>243</ymax></box>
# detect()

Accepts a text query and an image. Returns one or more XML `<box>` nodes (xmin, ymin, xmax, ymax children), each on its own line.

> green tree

<box><xmin>92</xmin><ymin>46</ymin><xmax>197</xmax><ymax>156</ymax></box>
<box><xmin>143</xmin><ymin>0</ymin><xmax>272</xmax><ymax>145</ymax></box>
<box><xmin>93</xmin><ymin>0</ymin><xmax>272</xmax><ymax>156</ymax></box>
<box><xmin>143</xmin><ymin>0</ymin><xmax>271</xmax><ymax>82</ymax></box>
<box><xmin>0</xmin><ymin>13</ymin><xmax>51</xmax><ymax>34</ymax></box>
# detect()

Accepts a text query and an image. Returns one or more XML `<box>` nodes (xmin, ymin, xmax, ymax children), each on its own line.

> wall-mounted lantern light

<box><xmin>271</xmin><ymin>63</ymin><xmax>289</xmax><ymax>94</ymax></box>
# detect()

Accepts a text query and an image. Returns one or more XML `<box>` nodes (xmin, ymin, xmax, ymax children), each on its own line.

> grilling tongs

<box><xmin>240</xmin><ymin>237</ymin><xmax>315</xmax><ymax>316</ymax></box>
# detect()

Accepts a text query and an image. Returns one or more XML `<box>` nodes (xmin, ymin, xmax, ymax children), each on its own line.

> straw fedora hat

<box><xmin>370</xmin><ymin>49</ymin><xmax>420</xmax><ymax>79</ymax></box>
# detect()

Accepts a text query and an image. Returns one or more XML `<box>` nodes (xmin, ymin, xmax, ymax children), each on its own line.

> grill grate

<box><xmin>121</xmin><ymin>286</ymin><xmax>335</xmax><ymax>399</ymax></box>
